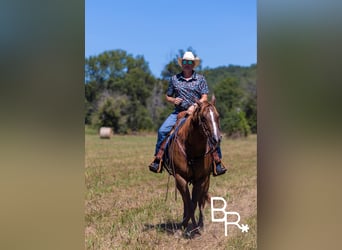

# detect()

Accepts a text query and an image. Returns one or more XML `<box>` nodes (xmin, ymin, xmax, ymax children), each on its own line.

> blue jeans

<box><xmin>155</xmin><ymin>111</ymin><xmax>178</xmax><ymax>155</ymax></box>
<box><xmin>154</xmin><ymin>111</ymin><xmax>222</xmax><ymax>159</ymax></box>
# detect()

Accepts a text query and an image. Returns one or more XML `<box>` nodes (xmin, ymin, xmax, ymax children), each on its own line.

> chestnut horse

<box><xmin>163</xmin><ymin>96</ymin><xmax>221</xmax><ymax>235</ymax></box>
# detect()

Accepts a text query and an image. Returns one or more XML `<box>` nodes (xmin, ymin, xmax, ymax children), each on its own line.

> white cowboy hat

<box><xmin>177</xmin><ymin>51</ymin><xmax>201</xmax><ymax>68</ymax></box>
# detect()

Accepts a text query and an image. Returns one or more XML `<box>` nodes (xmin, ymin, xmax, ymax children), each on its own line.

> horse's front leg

<box><xmin>175</xmin><ymin>174</ymin><xmax>191</xmax><ymax>229</ymax></box>
<box><xmin>191</xmin><ymin>183</ymin><xmax>201</xmax><ymax>229</ymax></box>
<box><xmin>188</xmin><ymin>198</ymin><xmax>197</xmax><ymax>230</ymax></box>
<box><xmin>196</xmin><ymin>177</ymin><xmax>211</xmax><ymax>230</ymax></box>
<box><xmin>179</xmin><ymin>198</ymin><xmax>188</xmax><ymax>229</ymax></box>
<box><xmin>198</xmin><ymin>204</ymin><xmax>204</xmax><ymax>229</ymax></box>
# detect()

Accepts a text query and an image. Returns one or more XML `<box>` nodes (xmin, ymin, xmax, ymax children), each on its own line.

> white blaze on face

<box><xmin>209</xmin><ymin>108</ymin><xmax>219</xmax><ymax>141</ymax></box>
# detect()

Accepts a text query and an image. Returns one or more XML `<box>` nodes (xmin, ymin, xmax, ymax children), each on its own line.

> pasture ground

<box><xmin>85</xmin><ymin>129</ymin><xmax>257</xmax><ymax>249</ymax></box>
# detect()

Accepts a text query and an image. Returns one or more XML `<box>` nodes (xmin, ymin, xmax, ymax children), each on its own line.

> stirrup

<box><xmin>213</xmin><ymin>161</ymin><xmax>227</xmax><ymax>176</ymax></box>
<box><xmin>149</xmin><ymin>157</ymin><xmax>163</xmax><ymax>173</ymax></box>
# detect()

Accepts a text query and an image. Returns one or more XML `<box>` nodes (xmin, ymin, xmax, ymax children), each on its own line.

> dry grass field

<box><xmin>85</xmin><ymin>128</ymin><xmax>257</xmax><ymax>249</ymax></box>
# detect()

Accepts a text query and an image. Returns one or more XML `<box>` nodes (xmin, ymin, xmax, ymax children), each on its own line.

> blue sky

<box><xmin>86</xmin><ymin>0</ymin><xmax>256</xmax><ymax>77</ymax></box>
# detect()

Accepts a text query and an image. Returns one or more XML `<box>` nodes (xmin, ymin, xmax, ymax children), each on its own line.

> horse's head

<box><xmin>193</xmin><ymin>97</ymin><xmax>222</xmax><ymax>150</ymax></box>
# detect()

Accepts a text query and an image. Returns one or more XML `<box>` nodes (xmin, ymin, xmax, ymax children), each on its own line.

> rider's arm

<box><xmin>165</xmin><ymin>95</ymin><xmax>183</xmax><ymax>105</ymax></box>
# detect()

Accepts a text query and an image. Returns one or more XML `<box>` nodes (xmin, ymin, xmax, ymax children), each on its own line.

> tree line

<box><xmin>85</xmin><ymin>49</ymin><xmax>256</xmax><ymax>137</ymax></box>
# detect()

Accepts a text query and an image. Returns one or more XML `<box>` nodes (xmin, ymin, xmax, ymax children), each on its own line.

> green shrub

<box><xmin>221</xmin><ymin>110</ymin><xmax>251</xmax><ymax>138</ymax></box>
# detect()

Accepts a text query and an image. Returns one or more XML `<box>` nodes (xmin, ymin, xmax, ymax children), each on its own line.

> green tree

<box><xmin>214</xmin><ymin>78</ymin><xmax>250</xmax><ymax>137</ymax></box>
<box><xmin>214</xmin><ymin>78</ymin><xmax>243</xmax><ymax>115</ymax></box>
<box><xmin>85</xmin><ymin>50</ymin><xmax>157</xmax><ymax>133</ymax></box>
<box><xmin>85</xmin><ymin>48</ymin><xmax>256</xmax><ymax>135</ymax></box>
<box><xmin>91</xmin><ymin>92</ymin><xmax>129</xmax><ymax>133</ymax></box>
<box><xmin>243</xmin><ymin>85</ymin><xmax>257</xmax><ymax>133</ymax></box>
<box><xmin>201</xmin><ymin>64</ymin><xmax>257</xmax><ymax>133</ymax></box>
<box><xmin>126</xmin><ymin>100</ymin><xmax>153</xmax><ymax>132</ymax></box>
<box><xmin>221</xmin><ymin>109</ymin><xmax>251</xmax><ymax>138</ymax></box>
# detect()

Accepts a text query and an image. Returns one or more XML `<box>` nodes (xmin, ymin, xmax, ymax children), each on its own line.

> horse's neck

<box><xmin>180</xmin><ymin>118</ymin><xmax>207</xmax><ymax>154</ymax></box>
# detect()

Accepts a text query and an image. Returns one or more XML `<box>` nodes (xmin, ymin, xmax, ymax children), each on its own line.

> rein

<box><xmin>198</xmin><ymin>107</ymin><xmax>217</xmax><ymax>155</ymax></box>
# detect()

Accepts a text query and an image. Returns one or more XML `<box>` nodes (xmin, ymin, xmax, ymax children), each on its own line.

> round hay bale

<box><xmin>99</xmin><ymin>127</ymin><xmax>113</xmax><ymax>139</ymax></box>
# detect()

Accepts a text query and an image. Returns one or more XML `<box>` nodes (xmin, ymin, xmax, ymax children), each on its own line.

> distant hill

<box><xmin>199</xmin><ymin>64</ymin><xmax>256</xmax><ymax>94</ymax></box>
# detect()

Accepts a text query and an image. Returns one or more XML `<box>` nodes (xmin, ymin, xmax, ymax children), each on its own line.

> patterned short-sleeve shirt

<box><xmin>166</xmin><ymin>71</ymin><xmax>209</xmax><ymax>112</ymax></box>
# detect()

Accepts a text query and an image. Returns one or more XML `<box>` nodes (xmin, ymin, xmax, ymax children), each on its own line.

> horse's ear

<box><xmin>211</xmin><ymin>94</ymin><xmax>216</xmax><ymax>106</ymax></box>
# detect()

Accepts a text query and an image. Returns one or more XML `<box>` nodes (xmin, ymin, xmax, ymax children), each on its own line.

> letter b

<box><xmin>211</xmin><ymin>197</ymin><xmax>227</xmax><ymax>222</ymax></box>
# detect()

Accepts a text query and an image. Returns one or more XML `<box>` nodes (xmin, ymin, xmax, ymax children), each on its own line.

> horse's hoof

<box><xmin>183</xmin><ymin>226</ymin><xmax>201</xmax><ymax>239</ymax></box>
<box><xmin>184</xmin><ymin>231</ymin><xmax>192</xmax><ymax>238</ymax></box>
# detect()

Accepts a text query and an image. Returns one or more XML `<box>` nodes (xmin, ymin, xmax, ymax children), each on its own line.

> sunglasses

<box><xmin>182</xmin><ymin>60</ymin><xmax>194</xmax><ymax>65</ymax></box>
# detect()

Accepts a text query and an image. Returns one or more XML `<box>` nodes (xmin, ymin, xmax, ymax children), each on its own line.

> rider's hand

<box><xmin>187</xmin><ymin>103</ymin><xmax>198</xmax><ymax>115</ymax></box>
<box><xmin>174</xmin><ymin>97</ymin><xmax>183</xmax><ymax>105</ymax></box>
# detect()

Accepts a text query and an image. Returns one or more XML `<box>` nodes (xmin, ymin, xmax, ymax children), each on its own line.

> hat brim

<box><xmin>177</xmin><ymin>58</ymin><xmax>201</xmax><ymax>68</ymax></box>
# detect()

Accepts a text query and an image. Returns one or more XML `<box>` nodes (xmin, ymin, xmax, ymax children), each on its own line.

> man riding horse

<box><xmin>149</xmin><ymin>51</ymin><xmax>227</xmax><ymax>176</ymax></box>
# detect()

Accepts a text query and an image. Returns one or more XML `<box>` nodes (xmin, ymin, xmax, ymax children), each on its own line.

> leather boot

<box><xmin>212</xmin><ymin>150</ymin><xmax>227</xmax><ymax>176</ymax></box>
<box><xmin>149</xmin><ymin>156</ymin><xmax>162</xmax><ymax>173</ymax></box>
<box><xmin>149</xmin><ymin>139</ymin><xmax>167</xmax><ymax>173</ymax></box>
